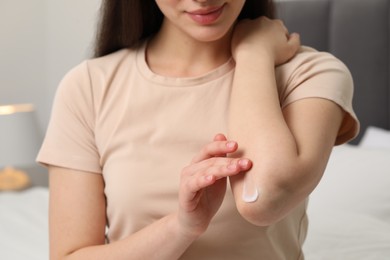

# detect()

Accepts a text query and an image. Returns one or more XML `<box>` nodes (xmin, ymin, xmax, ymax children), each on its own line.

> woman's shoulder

<box><xmin>86</xmin><ymin>48</ymin><xmax>138</xmax><ymax>74</ymax></box>
<box><xmin>62</xmin><ymin>48</ymin><xmax>139</xmax><ymax>87</ymax></box>
<box><xmin>276</xmin><ymin>46</ymin><xmax>352</xmax><ymax>86</ymax></box>
<box><xmin>278</xmin><ymin>46</ymin><xmax>350</xmax><ymax>75</ymax></box>
<box><xmin>53</xmin><ymin>48</ymin><xmax>139</xmax><ymax>105</ymax></box>
<box><xmin>60</xmin><ymin>48</ymin><xmax>136</xmax><ymax>80</ymax></box>
<box><xmin>298</xmin><ymin>46</ymin><xmax>347</xmax><ymax>65</ymax></box>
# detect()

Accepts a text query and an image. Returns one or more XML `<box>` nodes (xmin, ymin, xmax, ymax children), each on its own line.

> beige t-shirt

<box><xmin>37</xmin><ymin>43</ymin><xmax>359</xmax><ymax>260</ymax></box>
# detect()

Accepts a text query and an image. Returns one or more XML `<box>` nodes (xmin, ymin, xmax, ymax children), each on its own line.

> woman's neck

<box><xmin>146</xmin><ymin>21</ymin><xmax>233</xmax><ymax>78</ymax></box>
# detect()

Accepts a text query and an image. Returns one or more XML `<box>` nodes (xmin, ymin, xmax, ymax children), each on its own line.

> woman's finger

<box><xmin>288</xmin><ymin>32</ymin><xmax>301</xmax><ymax>47</ymax></box>
<box><xmin>183</xmin><ymin>157</ymin><xmax>252</xmax><ymax>185</ymax></box>
<box><xmin>180</xmin><ymin>158</ymin><xmax>251</xmax><ymax>204</ymax></box>
<box><xmin>213</xmin><ymin>133</ymin><xmax>227</xmax><ymax>142</ymax></box>
<box><xmin>191</xmin><ymin>137</ymin><xmax>238</xmax><ymax>163</ymax></box>
<box><xmin>212</xmin><ymin>134</ymin><xmax>229</xmax><ymax>158</ymax></box>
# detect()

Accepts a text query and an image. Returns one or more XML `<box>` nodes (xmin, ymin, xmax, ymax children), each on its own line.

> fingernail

<box><xmin>226</xmin><ymin>141</ymin><xmax>236</xmax><ymax>149</ymax></box>
<box><xmin>239</xmin><ymin>159</ymin><xmax>250</xmax><ymax>167</ymax></box>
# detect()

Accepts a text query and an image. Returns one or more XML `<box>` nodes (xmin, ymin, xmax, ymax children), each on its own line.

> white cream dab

<box><xmin>242</xmin><ymin>174</ymin><xmax>259</xmax><ymax>203</ymax></box>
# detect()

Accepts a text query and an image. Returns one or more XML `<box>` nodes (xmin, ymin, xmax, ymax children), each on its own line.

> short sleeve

<box><xmin>36</xmin><ymin>61</ymin><xmax>102</xmax><ymax>174</ymax></box>
<box><xmin>276</xmin><ymin>47</ymin><xmax>360</xmax><ymax>145</ymax></box>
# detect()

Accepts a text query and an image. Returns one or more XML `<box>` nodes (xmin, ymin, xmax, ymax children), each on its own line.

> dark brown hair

<box><xmin>94</xmin><ymin>0</ymin><xmax>275</xmax><ymax>58</ymax></box>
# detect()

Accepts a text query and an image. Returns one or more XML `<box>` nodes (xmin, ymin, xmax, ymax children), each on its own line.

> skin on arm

<box><xmin>49</xmin><ymin>167</ymin><xmax>196</xmax><ymax>260</ymax></box>
<box><xmin>228</xmin><ymin>17</ymin><xmax>345</xmax><ymax>226</ymax></box>
<box><xmin>48</xmin><ymin>135</ymin><xmax>251</xmax><ymax>260</ymax></box>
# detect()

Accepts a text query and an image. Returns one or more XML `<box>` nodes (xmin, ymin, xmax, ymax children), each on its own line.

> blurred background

<box><xmin>0</xmin><ymin>0</ymin><xmax>100</xmax><ymax>137</ymax></box>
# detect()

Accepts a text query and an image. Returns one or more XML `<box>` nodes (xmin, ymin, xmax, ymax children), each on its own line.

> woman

<box><xmin>38</xmin><ymin>0</ymin><xmax>359</xmax><ymax>259</ymax></box>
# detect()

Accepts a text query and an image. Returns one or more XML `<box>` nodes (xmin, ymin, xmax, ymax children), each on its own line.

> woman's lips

<box><xmin>187</xmin><ymin>5</ymin><xmax>225</xmax><ymax>25</ymax></box>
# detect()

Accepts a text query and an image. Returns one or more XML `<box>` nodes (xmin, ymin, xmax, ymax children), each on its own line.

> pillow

<box><xmin>304</xmin><ymin>144</ymin><xmax>390</xmax><ymax>259</ymax></box>
<box><xmin>359</xmin><ymin>126</ymin><xmax>390</xmax><ymax>149</ymax></box>
<box><xmin>307</xmin><ymin>144</ymin><xmax>390</xmax><ymax>219</ymax></box>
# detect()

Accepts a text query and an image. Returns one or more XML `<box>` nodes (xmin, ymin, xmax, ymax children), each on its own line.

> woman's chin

<box><xmin>187</xmin><ymin>27</ymin><xmax>232</xmax><ymax>43</ymax></box>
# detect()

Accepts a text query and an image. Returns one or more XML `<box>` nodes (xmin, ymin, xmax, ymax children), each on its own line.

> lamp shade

<box><xmin>0</xmin><ymin>104</ymin><xmax>41</xmax><ymax>169</ymax></box>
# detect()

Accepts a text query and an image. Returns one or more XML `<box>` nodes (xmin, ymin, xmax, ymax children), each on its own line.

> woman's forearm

<box><xmin>228</xmin><ymin>52</ymin><xmax>305</xmax><ymax>226</ymax></box>
<box><xmin>63</xmin><ymin>213</ymin><xmax>196</xmax><ymax>260</ymax></box>
<box><xmin>228</xmin><ymin>18</ymin><xmax>344</xmax><ymax>226</ymax></box>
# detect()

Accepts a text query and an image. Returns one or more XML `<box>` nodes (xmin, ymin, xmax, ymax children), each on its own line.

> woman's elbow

<box><xmin>234</xmin><ymin>163</ymin><xmax>314</xmax><ymax>226</ymax></box>
<box><xmin>235</xmin><ymin>191</ymin><xmax>289</xmax><ymax>227</ymax></box>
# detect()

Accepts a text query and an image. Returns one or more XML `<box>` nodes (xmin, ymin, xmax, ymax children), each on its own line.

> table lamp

<box><xmin>0</xmin><ymin>104</ymin><xmax>41</xmax><ymax>191</ymax></box>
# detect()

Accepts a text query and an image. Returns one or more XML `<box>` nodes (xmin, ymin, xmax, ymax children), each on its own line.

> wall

<box><xmin>44</xmin><ymin>0</ymin><xmax>101</xmax><ymax>130</ymax></box>
<box><xmin>0</xmin><ymin>0</ymin><xmax>101</xmax><ymax>135</ymax></box>
<box><xmin>0</xmin><ymin>1</ymin><xmax>46</xmax><ymax>132</ymax></box>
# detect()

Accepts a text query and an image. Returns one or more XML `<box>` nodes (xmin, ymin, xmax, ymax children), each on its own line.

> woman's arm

<box><xmin>49</xmin><ymin>167</ymin><xmax>195</xmax><ymax>260</ymax></box>
<box><xmin>48</xmin><ymin>135</ymin><xmax>251</xmax><ymax>260</ymax></box>
<box><xmin>228</xmin><ymin>17</ymin><xmax>345</xmax><ymax>226</ymax></box>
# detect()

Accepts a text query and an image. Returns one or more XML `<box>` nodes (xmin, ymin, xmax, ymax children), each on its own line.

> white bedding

<box><xmin>1</xmin><ymin>135</ymin><xmax>389</xmax><ymax>259</ymax></box>
<box><xmin>303</xmin><ymin>144</ymin><xmax>390</xmax><ymax>259</ymax></box>
<box><xmin>0</xmin><ymin>187</ymin><xmax>49</xmax><ymax>260</ymax></box>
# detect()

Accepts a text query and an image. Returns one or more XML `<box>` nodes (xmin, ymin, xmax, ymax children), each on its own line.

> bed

<box><xmin>0</xmin><ymin>187</ymin><xmax>48</xmax><ymax>260</ymax></box>
<box><xmin>1</xmin><ymin>0</ymin><xmax>390</xmax><ymax>259</ymax></box>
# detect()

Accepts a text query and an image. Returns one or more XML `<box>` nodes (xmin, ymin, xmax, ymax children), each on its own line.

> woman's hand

<box><xmin>231</xmin><ymin>16</ymin><xmax>300</xmax><ymax>66</ymax></box>
<box><xmin>177</xmin><ymin>134</ymin><xmax>252</xmax><ymax>238</ymax></box>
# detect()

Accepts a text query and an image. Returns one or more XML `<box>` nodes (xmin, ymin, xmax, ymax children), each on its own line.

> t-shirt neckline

<box><xmin>136</xmin><ymin>41</ymin><xmax>235</xmax><ymax>87</ymax></box>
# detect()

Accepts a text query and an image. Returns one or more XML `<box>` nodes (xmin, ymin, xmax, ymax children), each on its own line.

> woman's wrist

<box><xmin>234</xmin><ymin>47</ymin><xmax>275</xmax><ymax>69</ymax></box>
<box><xmin>170</xmin><ymin>213</ymin><xmax>203</xmax><ymax>243</ymax></box>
